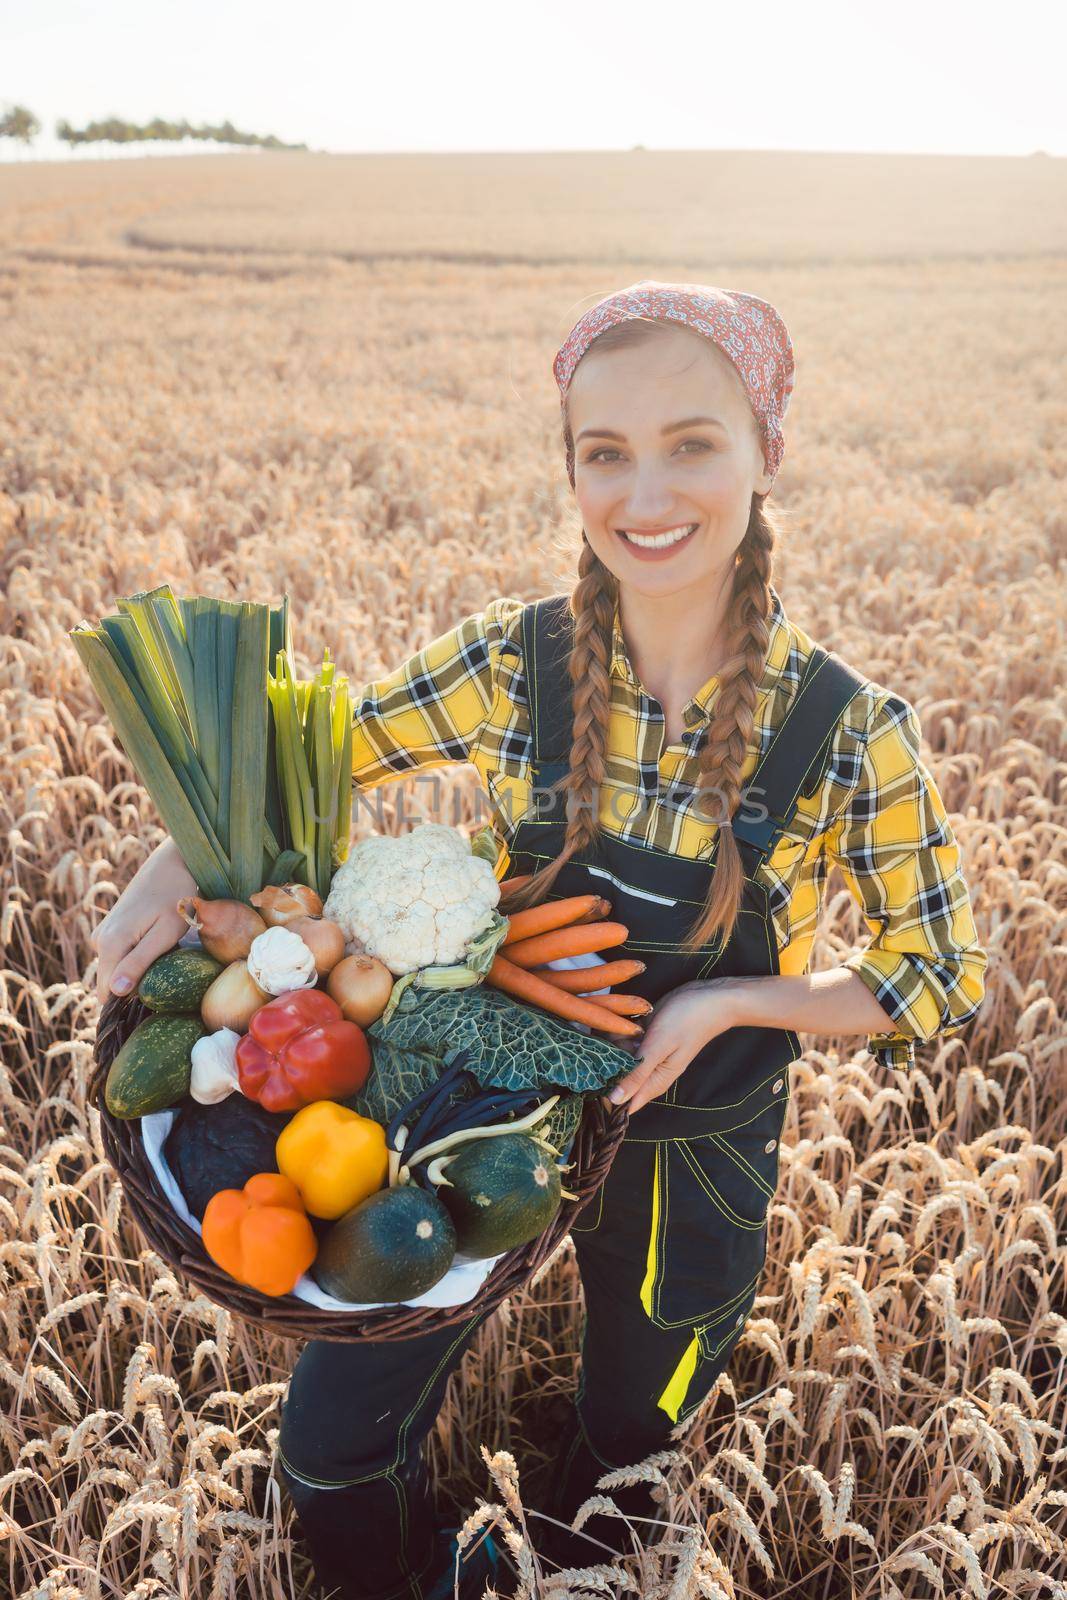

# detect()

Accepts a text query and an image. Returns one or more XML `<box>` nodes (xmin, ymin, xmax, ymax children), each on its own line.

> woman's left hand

<box><xmin>604</xmin><ymin>979</ymin><xmax>741</xmax><ymax>1114</ymax></box>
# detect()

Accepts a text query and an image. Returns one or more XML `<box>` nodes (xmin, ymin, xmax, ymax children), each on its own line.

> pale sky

<box><xmin>3</xmin><ymin>0</ymin><xmax>1066</xmax><ymax>160</ymax></box>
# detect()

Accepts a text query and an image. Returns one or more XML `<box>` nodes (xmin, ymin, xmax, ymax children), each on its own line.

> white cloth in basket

<box><xmin>138</xmin><ymin>951</ymin><xmax>602</xmax><ymax>1311</ymax></box>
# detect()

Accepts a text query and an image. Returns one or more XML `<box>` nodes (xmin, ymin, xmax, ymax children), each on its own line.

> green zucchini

<box><xmin>138</xmin><ymin>948</ymin><xmax>223</xmax><ymax>1012</ymax></box>
<box><xmin>312</xmin><ymin>1186</ymin><xmax>456</xmax><ymax>1302</ymax></box>
<box><xmin>434</xmin><ymin>1133</ymin><xmax>562</xmax><ymax>1258</ymax></box>
<box><xmin>104</xmin><ymin>1014</ymin><xmax>204</xmax><ymax>1118</ymax></box>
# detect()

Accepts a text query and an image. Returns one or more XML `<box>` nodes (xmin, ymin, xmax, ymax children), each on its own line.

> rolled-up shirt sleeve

<box><xmin>823</xmin><ymin>690</ymin><xmax>988</xmax><ymax>1069</ymax></box>
<box><xmin>349</xmin><ymin>598</ymin><xmax>517</xmax><ymax>790</ymax></box>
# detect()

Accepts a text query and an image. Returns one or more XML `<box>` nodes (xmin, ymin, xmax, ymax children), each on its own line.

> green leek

<box><xmin>73</xmin><ymin>587</ymin><xmax>349</xmax><ymax>904</ymax></box>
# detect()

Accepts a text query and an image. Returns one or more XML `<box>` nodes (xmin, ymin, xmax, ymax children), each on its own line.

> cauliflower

<box><xmin>324</xmin><ymin>824</ymin><xmax>501</xmax><ymax>975</ymax></box>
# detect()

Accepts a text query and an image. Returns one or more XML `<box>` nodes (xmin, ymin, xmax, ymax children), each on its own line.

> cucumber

<box><xmin>138</xmin><ymin>948</ymin><xmax>223</xmax><ymax>1013</ymax></box>
<box><xmin>434</xmin><ymin>1133</ymin><xmax>561</xmax><ymax>1258</ymax></box>
<box><xmin>312</xmin><ymin>1187</ymin><xmax>456</xmax><ymax>1302</ymax></box>
<box><xmin>104</xmin><ymin>1015</ymin><xmax>204</xmax><ymax>1119</ymax></box>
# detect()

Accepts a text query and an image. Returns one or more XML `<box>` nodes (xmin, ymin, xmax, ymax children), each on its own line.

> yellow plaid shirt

<box><xmin>350</xmin><ymin>588</ymin><xmax>987</xmax><ymax>1069</ymax></box>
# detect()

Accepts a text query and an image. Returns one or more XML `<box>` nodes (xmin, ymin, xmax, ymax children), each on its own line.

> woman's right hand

<box><xmin>91</xmin><ymin>836</ymin><xmax>197</xmax><ymax>1004</ymax></box>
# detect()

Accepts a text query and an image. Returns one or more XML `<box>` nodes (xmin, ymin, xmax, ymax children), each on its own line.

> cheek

<box><xmin>576</xmin><ymin>459</ymin><xmax>747</xmax><ymax>527</ymax></box>
<box><xmin>574</xmin><ymin>476</ymin><xmax>613</xmax><ymax>528</ymax></box>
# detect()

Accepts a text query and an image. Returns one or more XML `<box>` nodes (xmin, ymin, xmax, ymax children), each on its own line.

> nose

<box><xmin>619</xmin><ymin>461</ymin><xmax>679</xmax><ymax>523</ymax></box>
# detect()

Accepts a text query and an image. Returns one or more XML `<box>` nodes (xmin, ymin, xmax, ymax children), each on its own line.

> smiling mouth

<box><xmin>615</xmin><ymin>523</ymin><xmax>698</xmax><ymax>550</ymax></box>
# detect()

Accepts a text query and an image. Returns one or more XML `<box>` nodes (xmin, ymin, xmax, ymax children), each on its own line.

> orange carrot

<box><xmin>587</xmin><ymin>993</ymin><xmax>653</xmax><ymax>1017</ymax></box>
<box><xmin>487</xmin><ymin>955</ymin><xmax>643</xmax><ymax>1037</ymax></box>
<box><xmin>504</xmin><ymin>922</ymin><xmax>630</xmax><ymax>969</ymax></box>
<box><xmin>504</xmin><ymin>895</ymin><xmax>603</xmax><ymax>944</ymax></box>
<box><xmin>570</xmin><ymin>896</ymin><xmax>613</xmax><ymax>924</ymax></box>
<box><xmin>536</xmin><ymin>959</ymin><xmax>646</xmax><ymax>992</ymax></box>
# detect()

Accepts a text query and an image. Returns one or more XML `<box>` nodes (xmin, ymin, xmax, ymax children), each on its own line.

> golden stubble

<box><xmin>0</xmin><ymin>151</ymin><xmax>1064</xmax><ymax>1599</ymax></box>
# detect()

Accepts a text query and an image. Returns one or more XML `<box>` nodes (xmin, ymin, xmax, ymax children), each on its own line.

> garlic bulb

<box><xmin>190</xmin><ymin>1028</ymin><xmax>242</xmax><ymax>1105</ymax></box>
<box><xmin>246</xmin><ymin>925</ymin><xmax>318</xmax><ymax>995</ymax></box>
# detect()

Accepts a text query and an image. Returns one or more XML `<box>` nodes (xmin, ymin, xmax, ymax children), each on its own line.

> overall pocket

<box><xmin>569</xmin><ymin>1179</ymin><xmax>606</xmax><ymax>1235</ymax></box>
<box><xmin>643</xmin><ymin>1095</ymin><xmax>787</xmax><ymax>1332</ymax></box>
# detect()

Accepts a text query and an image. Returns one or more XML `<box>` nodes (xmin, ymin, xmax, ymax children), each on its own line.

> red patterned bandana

<box><xmin>553</xmin><ymin>279</ymin><xmax>795</xmax><ymax>490</ymax></box>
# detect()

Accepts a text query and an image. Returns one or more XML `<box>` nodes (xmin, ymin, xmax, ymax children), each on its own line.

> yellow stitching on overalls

<box><xmin>278</xmin><ymin>1313</ymin><xmax>483</xmax><ymax>1491</ymax></box>
<box><xmin>651</xmin><ymin>1265</ymin><xmax>763</xmax><ymax>1333</ymax></box>
<box><xmin>387</xmin><ymin>1470</ymin><xmax>414</xmax><ymax>1594</ymax></box>
<box><xmin>659</xmin><ymin>1061</ymin><xmax>789</xmax><ymax>1113</ymax></box>
<box><xmin>674</xmin><ymin>1141</ymin><xmax>768</xmax><ymax>1229</ymax></box>
<box><xmin>699</xmin><ymin>1268</ymin><xmax>763</xmax><ymax>1336</ymax></box>
<box><xmin>515</xmin><ymin>830</ymin><xmax>719</xmax><ymax>908</ymax></box>
<box><xmin>709</xmin><ymin>1131</ymin><xmax>777</xmax><ymax>1200</ymax></box>
<box><xmin>570</xmin><ymin>1176</ymin><xmax>604</xmax><ymax>1234</ymax></box>
<box><xmin>695</xmin><ymin>906</ymin><xmax>760</xmax><ymax>979</ymax></box>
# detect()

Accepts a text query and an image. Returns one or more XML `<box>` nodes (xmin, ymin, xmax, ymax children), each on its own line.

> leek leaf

<box><xmin>228</xmin><ymin>604</ymin><xmax>269</xmax><ymax>901</ymax></box>
<box><xmin>71</xmin><ymin>628</ymin><xmax>232</xmax><ymax>898</ymax></box>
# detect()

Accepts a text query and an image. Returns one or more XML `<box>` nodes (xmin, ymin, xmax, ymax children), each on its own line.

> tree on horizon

<box><xmin>0</xmin><ymin>104</ymin><xmax>41</xmax><ymax>151</ymax></box>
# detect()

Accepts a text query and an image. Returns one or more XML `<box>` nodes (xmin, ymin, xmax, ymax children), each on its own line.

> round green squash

<box><xmin>312</xmin><ymin>1186</ymin><xmax>456</xmax><ymax>1303</ymax></box>
<box><xmin>104</xmin><ymin>1014</ymin><xmax>204</xmax><ymax>1118</ymax></box>
<box><xmin>138</xmin><ymin>948</ymin><xmax>223</xmax><ymax>1013</ymax></box>
<box><xmin>435</xmin><ymin>1133</ymin><xmax>562</xmax><ymax>1259</ymax></box>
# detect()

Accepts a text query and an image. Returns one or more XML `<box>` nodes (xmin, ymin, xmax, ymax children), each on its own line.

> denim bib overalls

<box><xmin>278</xmin><ymin>595</ymin><xmax>865</xmax><ymax>1599</ymax></box>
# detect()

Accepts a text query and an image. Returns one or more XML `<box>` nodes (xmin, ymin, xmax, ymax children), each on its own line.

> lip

<box><xmin>614</xmin><ymin>523</ymin><xmax>698</xmax><ymax>561</ymax></box>
<box><xmin>616</xmin><ymin>525</ymin><xmax>693</xmax><ymax>536</ymax></box>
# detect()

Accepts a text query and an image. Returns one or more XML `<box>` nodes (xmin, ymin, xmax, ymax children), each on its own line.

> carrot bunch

<box><xmin>487</xmin><ymin>891</ymin><xmax>649</xmax><ymax>1038</ymax></box>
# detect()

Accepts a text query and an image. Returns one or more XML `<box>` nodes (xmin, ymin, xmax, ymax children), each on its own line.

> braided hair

<box><xmin>507</xmin><ymin>321</ymin><xmax>781</xmax><ymax>952</ymax></box>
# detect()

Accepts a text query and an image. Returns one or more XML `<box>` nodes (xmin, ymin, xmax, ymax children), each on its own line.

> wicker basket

<box><xmin>91</xmin><ymin>992</ymin><xmax>630</xmax><ymax>1342</ymax></box>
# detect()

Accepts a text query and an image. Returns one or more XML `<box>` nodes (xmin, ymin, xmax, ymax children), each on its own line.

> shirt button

<box><xmin>764</xmin><ymin>1139</ymin><xmax>777</xmax><ymax>1154</ymax></box>
<box><xmin>735</xmin><ymin>1310</ymin><xmax>746</xmax><ymax>1325</ymax></box>
<box><xmin>772</xmin><ymin>1078</ymin><xmax>784</xmax><ymax>1094</ymax></box>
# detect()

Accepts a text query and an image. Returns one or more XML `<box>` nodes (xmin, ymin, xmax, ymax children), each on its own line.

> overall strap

<box><xmin>521</xmin><ymin>595</ymin><xmax>576</xmax><ymax>798</ymax></box>
<box><xmin>519</xmin><ymin>595</ymin><xmax>866</xmax><ymax>854</ymax></box>
<box><xmin>730</xmin><ymin>646</ymin><xmax>866</xmax><ymax>861</ymax></box>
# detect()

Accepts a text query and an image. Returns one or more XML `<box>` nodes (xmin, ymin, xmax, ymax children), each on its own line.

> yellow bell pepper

<box><xmin>276</xmin><ymin>1100</ymin><xmax>389</xmax><ymax>1219</ymax></box>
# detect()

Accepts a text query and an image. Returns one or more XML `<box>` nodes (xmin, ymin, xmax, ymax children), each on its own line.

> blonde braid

<box><xmin>505</xmin><ymin>507</ymin><xmax>777</xmax><ymax>934</ymax></box>
<box><xmin>506</xmin><ymin>318</ymin><xmax>781</xmax><ymax>940</ymax></box>
<box><xmin>500</xmin><ymin>537</ymin><xmax>616</xmax><ymax>911</ymax></box>
<box><xmin>682</xmin><ymin>499</ymin><xmax>775</xmax><ymax>951</ymax></box>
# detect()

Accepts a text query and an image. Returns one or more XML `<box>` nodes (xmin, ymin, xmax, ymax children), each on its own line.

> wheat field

<box><xmin>0</xmin><ymin>150</ymin><xmax>1065</xmax><ymax>1600</ymax></box>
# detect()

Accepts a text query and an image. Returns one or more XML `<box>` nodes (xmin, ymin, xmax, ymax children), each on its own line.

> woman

<box><xmin>92</xmin><ymin>281</ymin><xmax>987</xmax><ymax>1600</ymax></box>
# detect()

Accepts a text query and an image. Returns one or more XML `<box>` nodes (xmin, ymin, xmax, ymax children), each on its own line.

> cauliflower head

<box><xmin>324</xmin><ymin>823</ymin><xmax>501</xmax><ymax>975</ymax></box>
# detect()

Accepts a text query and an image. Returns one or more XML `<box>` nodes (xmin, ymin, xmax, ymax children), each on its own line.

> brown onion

<box><xmin>288</xmin><ymin>915</ymin><xmax>345</xmax><ymax>976</ymax></box>
<box><xmin>178</xmin><ymin>896</ymin><xmax>266</xmax><ymax>963</ymax></box>
<box><xmin>327</xmin><ymin>954</ymin><xmax>394</xmax><ymax>1025</ymax></box>
<box><xmin>201</xmin><ymin>961</ymin><xmax>270</xmax><ymax>1033</ymax></box>
<box><xmin>250</xmin><ymin>883</ymin><xmax>324</xmax><ymax>926</ymax></box>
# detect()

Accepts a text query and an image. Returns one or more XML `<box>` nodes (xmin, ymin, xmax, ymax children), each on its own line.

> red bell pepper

<box><xmin>235</xmin><ymin>989</ymin><xmax>371</xmax><ymax>1113</ymax></box>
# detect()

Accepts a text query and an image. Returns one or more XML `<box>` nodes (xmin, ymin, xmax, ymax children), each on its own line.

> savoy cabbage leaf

<box><xmin>368</xmin><ymin>985</ymin><xmax>632</xmax><ymax>1095</ymax></box>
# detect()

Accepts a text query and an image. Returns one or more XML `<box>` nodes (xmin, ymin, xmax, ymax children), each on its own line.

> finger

<box><xmin>95</xmin><ymin>926</ymin><xmax>132</xmax><ymax>1005</ymax></box>
<box><xmin>605</xmin><ymin>1049</ymin><xmax>679</xmax><ymax>1108</ymax></box>
<box><xmin>104</xmin><ymin>912</ymin><xmax>187</xmax><ymax>1003</ymax></box>
<box><xmin>627</xmin><ymin>1059</ymin><xmax>686</xmax><ymax>1114</ymax></box>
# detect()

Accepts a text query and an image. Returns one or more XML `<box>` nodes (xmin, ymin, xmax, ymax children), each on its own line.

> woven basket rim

<box><xmin>91</xmin><ymin>990</ymin><xmax>629</xmax><ymax>1341</ymax></box>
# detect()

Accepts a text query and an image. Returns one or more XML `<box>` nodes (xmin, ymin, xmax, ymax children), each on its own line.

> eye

<box><xmin>584</xmin><ymin>439</ymin><xmax>713</xmax><ymax>464</ymax></box>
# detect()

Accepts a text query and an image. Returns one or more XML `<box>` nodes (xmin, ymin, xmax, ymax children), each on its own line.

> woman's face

<box><xmin>567</xmin><ymin>325</ymin><xmax>772</xmax><ymax>600</ymax></box>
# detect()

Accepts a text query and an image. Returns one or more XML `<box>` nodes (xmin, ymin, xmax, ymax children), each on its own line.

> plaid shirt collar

<box><xmin>609</xmin><ymin>584</ymin><xmax>793</xmax><ymax>730</ymax></box>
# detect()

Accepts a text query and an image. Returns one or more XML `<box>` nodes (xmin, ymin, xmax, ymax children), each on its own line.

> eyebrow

<box><xmin>575</xmin><ymin>416</ymin><xmax>727</xmax><ymax>444</ymax></box>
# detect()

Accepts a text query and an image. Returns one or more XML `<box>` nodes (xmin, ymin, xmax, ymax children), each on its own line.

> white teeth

<box><xmin>618</xmin><ymin>524</ymin><xmax>696</xmax><ymax>549</ymax></box>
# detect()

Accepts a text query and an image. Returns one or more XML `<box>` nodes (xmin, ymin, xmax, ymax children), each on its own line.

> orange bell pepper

<box><xmin>201</xmin><ymin>1172</ymin><xmax>317</xmax><ymax>1297</ymax></box>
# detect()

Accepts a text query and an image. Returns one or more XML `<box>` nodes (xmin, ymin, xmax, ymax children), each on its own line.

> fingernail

<box><xmin>111</xmin><ymin>975</ymin><xmax>132</xmax><ymax>994</ymax></box>
<box><xmin>608</xmin><ymin>1086</ymin><xmax>628</xmax><ymax>1104</ymax></box>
